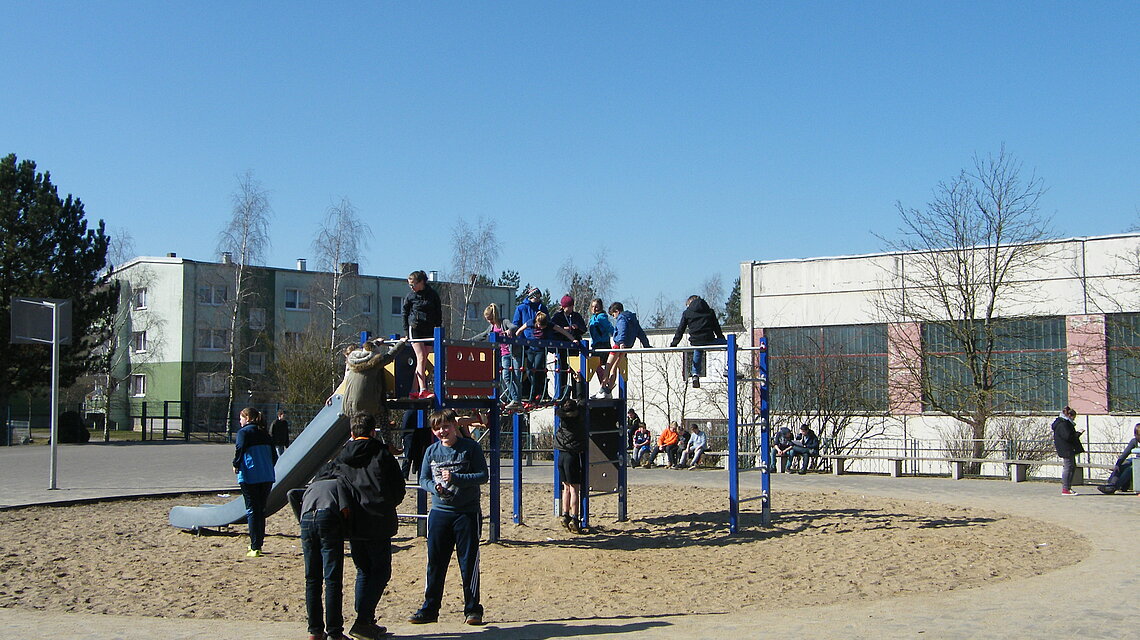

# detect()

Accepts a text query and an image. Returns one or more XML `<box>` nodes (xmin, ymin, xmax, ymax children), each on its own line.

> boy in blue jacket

<box><xmin>409</xmin><ymin>409</ymin><xmax>489</xmax><ymax>626</ymax></box>
<box><xmin>592</xmin><ymin>301</ymin><xmax>650</xmax><ymax>399</ymax></box>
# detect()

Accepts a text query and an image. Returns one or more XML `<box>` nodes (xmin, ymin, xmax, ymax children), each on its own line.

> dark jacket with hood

<box><xmin>334</xmin><ymin>437</ymin><xmax>407</xmax><ymax>539</ymax></box>
<box><xmin>402</xmin><ymin>283</ymin><xmax>443</xmax><ymax>334</ymax></box>
<box><xmin>553</xmin><ymin>404</ymin><xmax>588</xmax><ymax>454</ymax></box>
<box><xmin>670</xmin><ymin>296</ymin><xmax>726</xmax><ymax>347</ymax></box>
<box><xmin>1052</xmin><ymin>414</ymin><xmax>1084</xmax><ymax>458</ymax></box>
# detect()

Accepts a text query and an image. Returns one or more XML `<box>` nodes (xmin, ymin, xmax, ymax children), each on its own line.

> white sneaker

<box><xmin>591</xmin><ymin>388</ymin><xmax>612</xmax><ymax>399</ymax></box>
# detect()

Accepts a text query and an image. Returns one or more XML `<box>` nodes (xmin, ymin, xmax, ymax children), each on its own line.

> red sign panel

<box><xmin>444</xmin><ymin>345</ymin><xmax>496</xmax><ymax>399</ymax></box>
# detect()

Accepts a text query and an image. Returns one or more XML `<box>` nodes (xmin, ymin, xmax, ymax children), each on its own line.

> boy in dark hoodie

<box><xmin>333</xmin><ymin>412</ymin><xmax>407</xmax><ymax>640</ymax></box>
<box><xmin>669</xmin><ymin>295</ymin><xmax>726</xmax><ymax>388</ymax></box>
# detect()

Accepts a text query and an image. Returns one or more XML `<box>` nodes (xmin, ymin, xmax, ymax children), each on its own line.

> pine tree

<box><xmin>0</xmin><ymin>153</ymin><xmax>119</xmax><ymax>409</ymax></box>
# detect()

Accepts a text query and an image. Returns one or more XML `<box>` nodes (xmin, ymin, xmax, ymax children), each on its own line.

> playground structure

<box><xmin>169</xmin><ymin>327</ymin><xmax>773</xmax><ymax>538</ymax></box>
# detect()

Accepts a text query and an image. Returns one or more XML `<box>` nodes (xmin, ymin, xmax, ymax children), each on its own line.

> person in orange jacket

<box><xmin>647</xmin><ymin>422</ymin><xmax>681</xmax><ymax>469</ymax></box>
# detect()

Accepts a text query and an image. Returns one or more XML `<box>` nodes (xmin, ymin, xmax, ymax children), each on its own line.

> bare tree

<box><xmin>877</xmin><ymin>147</ymin><xmax>1054</xmax><ymax>462</ymax></box>
<box><xmin>217</xmin><ymin>171</ymin><xmax>273</xmax><ymax>430</ymax></box>
<box><xmin>636</xmin><ymin>349</ymin><xmax>691</xmax><ymax>427</ymax></box>
<box><xmin>312</xmin><ymin>197</ymin><xmax>372</xmax><ymax>353</ymax></box>
<box><xmin>557</xmin><ymin>248</ymin><xmax>618</xmax><ymax>306</ymax></box>
<box><xmin>647</xmin><ymin>293</ymin><xmax>678</xmax><ymax>329</ymax></box>
<box><xmin>698</xmin><ymin>274</ymin><xmax>725</xmax><ymax>318</ymax></box>
<box><xmin>768</xmin><ymin>338</ymin><xmax>889</xmax><ymax>456</ymax></box>
<box><xmin>271</xmin><ymin>327</ymin><xmax>341</xmax><ymax>406</ymax></box>
<box><xmin>448</xmin><ymin>217</ymin><xmax>501</xmax><ymax>336</ymax></box>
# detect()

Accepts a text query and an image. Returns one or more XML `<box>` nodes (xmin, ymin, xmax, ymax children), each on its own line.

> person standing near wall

<box><xmin>1052</xmin><ymin>406</ymin><xmax>1083</xmax><ymax>496</ymax></box>
<box><xmin>271</xmin><ymin>410</ymin><xmax>290</xmax><ymax>456</ymax></box>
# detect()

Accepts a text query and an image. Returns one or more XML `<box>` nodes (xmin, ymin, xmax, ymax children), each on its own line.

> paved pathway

<box><xmin>1</xmin><ymin>441</ymin><xmax>1135</xmax><ymax>638</ymax></box>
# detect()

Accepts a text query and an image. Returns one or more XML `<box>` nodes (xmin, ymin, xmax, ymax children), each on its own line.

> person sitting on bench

<box><xmin>1098</xmin><ymin>422</ymin><xmax>1140</xmax><ymax>494</ymax></box>
<box><xmin>647</xmin><ymin>422</ymin><xmax>681</xmax><ymax>469</ymax></box>
<box><xmin>679</xmin><ymin>424</ymin><xmax>707</xmax><ymax>469</ymax></box>
<box><xmin>773</xmin><ymin>426</ymin><xmax>795</xmax><ymax>473</ymax></box>
<box><xmin>790</xmin><ymin>424</ymin><xmax>819</xmax><ymax>475</ymax></box>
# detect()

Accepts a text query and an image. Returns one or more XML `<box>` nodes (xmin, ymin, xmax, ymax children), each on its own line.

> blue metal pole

<box><xmin>581</xmin><ymin>400</ymin><xmax>591</xmax><ymax>529</ymax></box>
<box><xmin>513</xmin><ymin>412</ymin><xmax>522</xmax><ymax>525</ymax></box>
<box><xmin>727</xmin><ymin>334</ymin><xmax>739</xmax><ymax>533</ymax></box>
<box><xmin>489</xmin><ymin>393</ymin><xmax>501</xmax><ymax>543</ymax></box>
<box><xmin>432</xmin><ymin>327</ymin><xmax>444</xmax><ymax>407</ymax></box>
<box><xmin>758</xmin><ymin>336</ymin><xmax>771</xmax><ymax>527</ymax></box>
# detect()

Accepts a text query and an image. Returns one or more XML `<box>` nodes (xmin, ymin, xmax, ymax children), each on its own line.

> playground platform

<box><xmin>1</xmin><ymin>441</ymin><xmax>1136</xmax><ymax>638</ymax></box>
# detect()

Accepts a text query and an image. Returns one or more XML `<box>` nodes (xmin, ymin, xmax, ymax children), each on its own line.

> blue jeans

<box><xmin>522</xmin><ymin>347</ymin><xmax>546</xmax><ymax>401</ymax></box>
<box><xmin>500</xmin><ymin>354</ymin><xmax>520</xmax><ymax>403</ymax></box>
<box><xmin>418</xmin><ymin>509</ymin><xmax>482</xmax><ymax>619</ymax></box>
<box><xmin>301</xmin><ymin>509</ymin><xmax>345</xmax><ymax>636</ymax></box>
<box><xmin>240</xmin><ymin>481</ymin><xmax>272</xmax><ymax>550</ymax></box>
<box><xmin>691</xmin><ymin>338</ymin><xmax>727</xmax><ymax>377</ymax></box>
<box><xmin>349</xmin><ymin>537</ymin><xmax>392</xmax><ymax>626</ymax></box>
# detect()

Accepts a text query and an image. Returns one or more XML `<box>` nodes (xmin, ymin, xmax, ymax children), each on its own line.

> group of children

<box><xmin>292</xmin><ymin>409</ymin><xmax>488</xmax><ymax>640</ymax></box>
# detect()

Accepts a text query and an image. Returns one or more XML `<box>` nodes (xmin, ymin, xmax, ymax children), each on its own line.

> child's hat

<box><xmin>560</xmin><ymin>294</ymin><xmax>574</xmax><ymax>308</ymax></box>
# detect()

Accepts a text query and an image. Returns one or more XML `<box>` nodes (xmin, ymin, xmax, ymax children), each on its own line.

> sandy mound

<box><xmin>0</xmin><ymin>485</ymin><xmax>1085</xmax><ymax>624</ymax></box>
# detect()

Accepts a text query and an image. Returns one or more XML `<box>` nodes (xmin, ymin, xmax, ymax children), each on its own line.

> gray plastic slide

<box><xmin>169</xmin><ymin>396</ymin><xmax>350</xmax><ymax>530</ymax></box>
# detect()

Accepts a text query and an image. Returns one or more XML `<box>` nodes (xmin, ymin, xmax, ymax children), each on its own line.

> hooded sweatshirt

<box><xmin>670</xmin><ymin>296</ymin><xmax>725</xmax><ymax>347</ymax></box>
<box><xmin>334</xmin><ymin>437</ymin><xmax>406</xmax><ymax>539</ymax></box>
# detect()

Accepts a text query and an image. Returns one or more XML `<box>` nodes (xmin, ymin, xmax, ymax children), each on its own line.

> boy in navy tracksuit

<box><xmin>409</xmin><ymin>409</ymin><xmax>489</xmax><ymax>626</ymax></box>
<box><xmin>232</xmin><ymin>407</ymin><xmax>277</xmax><ymax>557</ymax></box>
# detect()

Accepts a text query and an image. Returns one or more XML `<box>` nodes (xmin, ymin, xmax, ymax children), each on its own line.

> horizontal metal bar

<box><xmin>592</xmin><ymin>345</ymin><xmax>728</xmax><ymax>354</ymax></box>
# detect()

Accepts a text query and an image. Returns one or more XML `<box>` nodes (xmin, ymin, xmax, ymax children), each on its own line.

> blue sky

<box><xmin>4</xmin><ymin>1</ymin><xmax>1138</xmax><ymax>315</ymax></box>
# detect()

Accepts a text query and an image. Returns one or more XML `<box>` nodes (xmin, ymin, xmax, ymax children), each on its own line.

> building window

<box><xmin>465</xmin><ymin>301</ymin><xmax>480</xmax><ymax>322</ymax></box>
<box><xmin>197</xmin><ymin>328</ymin><xmax>229</xmax><ymax>350</ymax></box>
<box><xmin>133</xmin><ymin>287</ymin><xmax>148</xmax><ymax>310</ymax></box>
<box><xmin>362</xmin><ymin>294</ymin><xmax>373</xmax><ymax>315</ymax></box>
<box><xmin>131</xmin><ymin>331</ymin><xmax>148</xmax><ymax>353</ymax></box>
<box><xmin>249</xmin><ymin>307</ymin><xmax>266</xmax><ymax>330</ymax></box>
<box><xmin>249</xmin><ymin>352</ymin><xmax>266</xmax><ymax>375</ymax></box>
<box><xmin>391</xmin><ymin>296</ymin><xmax>403</xmax><ymax>316</ymax></box>
<box><xmin>284</xmin><ymin>288</ymin><xmax>311</xmax><ymax>310</ymax></box>
<box><xmin>283</xmin><ymin>331</ymin><xmax>304</xmax><ymax>347</ymax></box>
<box><xmin>197</xmin><ymin>285</ymin><xmax>227</xmax><ymax>305</ymax></box>
<box><xmin>922</xmin><ymin>317</ymin><xmax>1066</xmax><ymax>413</ymax></box>
<box><xmin>196</xmin><ymin>372</ymin><xmax>229</xmax><ymax>397</ymax></box>
<box><xmin>767</xmin><ymin>324</ymin><xmax>889</xmax><ymax>413</ymax></box>
<box><xmin>1108</xmin><ymin>313</ymin><xmax>1140</xmax><ymax>412</ymax></box>
<box><xmin>129</xmin><ymin>374</ymin><xmax>146</xmax><ymax>397</ymax></box>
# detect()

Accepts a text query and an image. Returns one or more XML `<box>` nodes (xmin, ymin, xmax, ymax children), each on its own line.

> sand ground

<box><xmin>0</xmin><ymin>483</ymin><xmax>1084</xmax><ymax>626</ymax></box>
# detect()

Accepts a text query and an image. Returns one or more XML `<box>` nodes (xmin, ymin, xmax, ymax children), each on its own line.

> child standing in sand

<box><xmin>410</xmin><ymin>409</ymin><xmax>489</xmax><ymax>626</ymax></box>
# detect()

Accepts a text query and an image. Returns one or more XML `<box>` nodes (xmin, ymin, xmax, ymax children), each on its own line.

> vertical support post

<box><xmin>758</xmin><ymin>336</ymin><xmax>771</xmax><ymax>526</ymax></box>
<box><xmin>513</xmin><ymin>412</ymin><xmax>523</xmax><ymax>525</ymax></box>
<box><xmin>432</xmin><ymin>327</ymin><xmax>444</xmax><ymax>408</ymax></box>
<box><xmin>488</xmin><ymin>397</ymin><xmax>501</xmax><ymax>544</ymax></box>
<box><xmin>416</xmin><ymin>410</ymin><xmax>428</xmax><ymax>538</ymax></box>
<box><xmin>580</xmin><ymin>400</ymin><xmax>591</xmax><ymax>529</ymax></box>
<box><xmin>48</xmin><ymin>302</ymin><xmax>60</xmax><ymax>490</ymax></box>
<box><xmin>618</xmin><ymin>384</ymin><xmax>628</xmax><ymax>523</ymax></box>
<box><xmin>727</xmin><ymin>335</ymin><xmax>739</xmax><ymax>533</ymax></box>
<box><xmin>553</xmin><ymin>411</ymin><xmax>563</xmax><ymax>518</ymax></box>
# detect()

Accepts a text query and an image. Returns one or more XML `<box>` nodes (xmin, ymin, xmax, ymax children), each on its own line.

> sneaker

<box><xmin>691</xmin><ymin>375</ymin><xmax>700</xmax><ymax>388</ymax></box>
<box><xmin>308</xmin><ymin>633</ymin><xmax>327</xmax><ymax>640</ymax></box>
<box><xmin>419</xmin><ymin>390</ymin><xmax>435</xmax><ymax>400</ymax></box>
<box><xmin>465</xmin><ymin>614</ymin><xmax>484</xmax><ymax>626</ymax></box>
<box><xmin>245</xmin><ymin>549</ymin><xmax>262</xmax><ymax>557</ymax></box>
<box><xmin>348</xmin><ymin>621</ymin><xmax>384</xmax><ymax>640</ymax></box>
<box><xmin>560</xmin><ymin>514</ymin><xmax>572</xmax><ymax>531</ymax></box>
<box><xmin>408</xmin><ymin>611</ymin><xmax>437</xmax><ymax>624</ymax></box>
<box><xmin>1060</xmin><ymin>488</ymin><xmax>1078</xmax><ymax>495</ymax></box>
<box><xmin>505</xmin><ymin>400</ymin><xmax>523</xmax><ymax>410</ymax></box>
<box><xmin>591</xmin><ymin>388</ymin><xmax>612</xmax><ymax>399</ymax></box>
<box><xmin>567</xmin><ymin>518</ymin><xmax>581</xmax><ymax>534</ymax></box>
<box><xmin>1097</xmin><ymin>484</ymin><xmax>1117</xmax><ymax>495</ymax></box>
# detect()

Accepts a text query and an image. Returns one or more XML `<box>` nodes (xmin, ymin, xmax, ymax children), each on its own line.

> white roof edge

<box><xmin>742</xmin><ymin>232</ymin><xmax>1140</xmax><ymax>267</ymax></box>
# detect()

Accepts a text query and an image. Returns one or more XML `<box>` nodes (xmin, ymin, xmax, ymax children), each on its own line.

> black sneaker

<box><xmin>348</xmin><ymin>621</ymin><xmax>379</xmax><ymax>640</ymax></box>
<box><xmin>408</xmin><ymin>611</ymin><xmax>438</xmax><ymax>624</ymax></box>
<box><xmin>465</xmin><ymin>614</ymin><xmax>484</xmax><ymax>625</ymax></box>
<box><xmin>1097</xmin><ymin>484</ymin><xmax>1117</xmax><ymax>495</ymax></box>
<box><xmin>691</xmin><ymin>375</ymin><xmax>700</xmax><ymax>388</ymax></box>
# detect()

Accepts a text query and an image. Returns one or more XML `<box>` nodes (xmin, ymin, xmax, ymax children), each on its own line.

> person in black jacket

<box><xmin>1052</xmin><ymin>406</ymin><xmax>1083</xmax><ymax>496</ymax></box>
<box><xmin>333</xmin><ymin>412</ymin><xmax>407</xmax><ymax>640</ymax></box>
<box><xmin>403</xmin><ymin>270</ymin><xmax>443</xmax><ymax>399</ymax></box>
<box><xmin>270</xmin><ymin>410</ymin><xmax>290</xmax><ymax>456</ymax></box>
<box><xmin>1097</xmin><ymin>422</ymin><xmax>1139</xmax><ymax>494</ymax></box>
<box><xmin>669</xmin><ymin>295</ymin><xmax>726</xmax><ymax>388</ymax></box>
<box><xmin>553</xmin><ymin>399</ymin><xmax>587</xmax><ymax>533</ymax></box>
<box><xmin>790</xmin><ymin>424</ymin><xmax>820</xmax><ymax>474</ymax></box>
